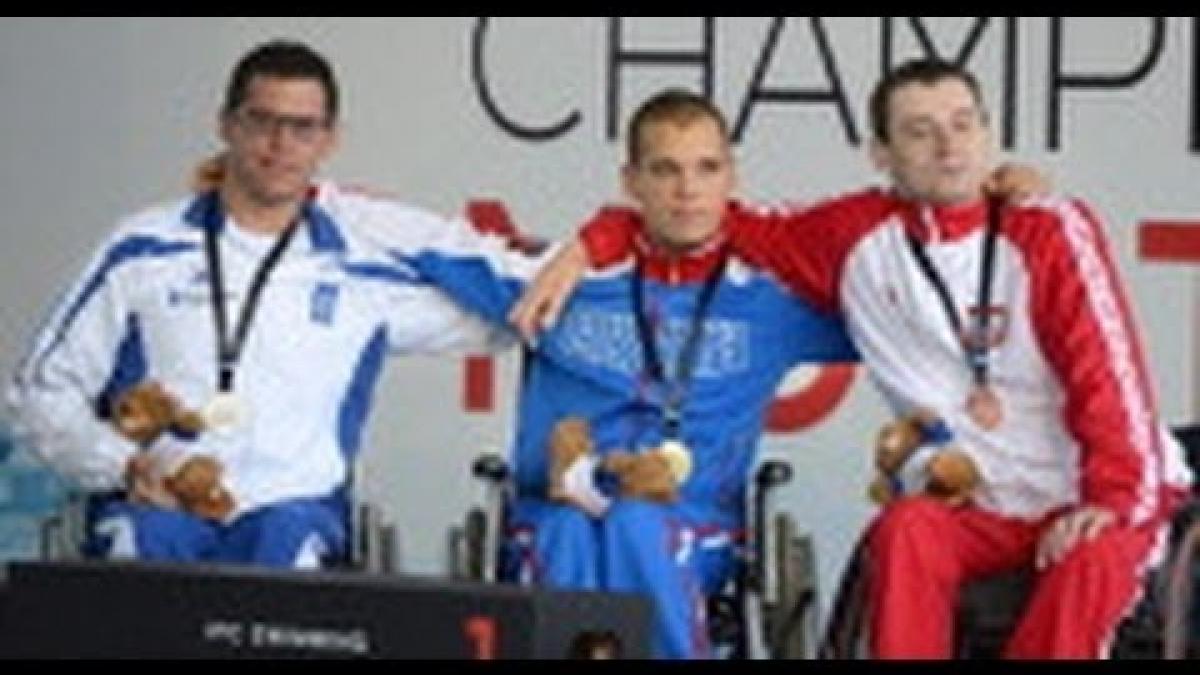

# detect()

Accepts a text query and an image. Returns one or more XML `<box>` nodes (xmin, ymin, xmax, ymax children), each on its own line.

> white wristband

<box><xmin>561</xmin><ymin>454</ymin><xmax>611</xmax><ymax>518</ymax></box>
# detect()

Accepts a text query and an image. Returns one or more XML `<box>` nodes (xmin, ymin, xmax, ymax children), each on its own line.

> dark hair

<box><xmin>222</xmin><ymin>40</ymin><xmax>339</xmax><ymax>123</ymax></box>
<box><xmin>626</xmin><ymin>89</ymin><xmax>729</xmax><ymax>165</ymax></box>
<box><xmin>869</xmin><ymin>58</ymin><xmax>987</xmax><ymax>143</ymax></box>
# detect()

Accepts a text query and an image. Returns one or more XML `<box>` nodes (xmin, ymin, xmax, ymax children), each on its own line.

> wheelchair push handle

<box><xmin>472</xmin><ymin>454</ymin><xmax>511</xmax><ymax>483</ymax></box>
<box><xmin>756</xmin><ymin>460</ymin><xmax>793</xmax><ymax>491</ymax></box>
<box><xmin>746</xmin><ymin>460</ymin><xmax>795</xmax><ymax>590</ymax></box>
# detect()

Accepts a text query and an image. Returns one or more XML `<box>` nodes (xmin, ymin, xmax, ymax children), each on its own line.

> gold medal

<box><xmin>659</xmin><ymin>439</ymin><xmax>694</xmax><ymax>485</ymax></box>
<box><xmin>203</xmin><ymin>392</ymin><xmax>247</xmax><ymax>432</ymax></box>
<box><xmin>967</xmin><ymin>386</ymin><xmax>1004</xmax><ymax>431</ymax></box>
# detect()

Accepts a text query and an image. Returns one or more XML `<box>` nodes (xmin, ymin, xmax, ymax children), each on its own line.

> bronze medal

<box><xmin>967</xmin><ymin>386</ymin><xmax>1004</xmax><ymax>431</ymax></box>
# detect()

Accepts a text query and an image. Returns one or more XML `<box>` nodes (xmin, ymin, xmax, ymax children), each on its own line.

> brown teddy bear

<box><xmin>547</xmin><ymin>417</ymin><xmax>690</xmax><ymax>508</ymax></box>
<box><xmin>868</xmin><ymin>409</ymin><xmax>981</xmax><ymax>507</ymax></box>
<box><xmin>111</xmin><ymin>382</ymin><xmax>235</xmax><ymax>521</ymax></box>
<box><xmin>603</xmin><ymin>451</ymin><xmax>679</xmax><ymax>504</ymax></box>
<box><xmin>111</xmin><ymin>381</ymin><xmax>206</xmax><ymax>447</ymax></box>
<box><xmin>163</xmin><ymin>455</ymin><xmax>236</xmax><ymax>522</ymax></box>
<box><xmin>548</xmin><ymin>417</ymin><xmax>597</xmax><ymax>504</ymax></box>
<box><xmin>547</xmin><ymin>417</ymin><xmax>611</xmax><ymax>517</ymax></box>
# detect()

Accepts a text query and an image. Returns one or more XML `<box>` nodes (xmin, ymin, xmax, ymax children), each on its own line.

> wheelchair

<box><xmin>447</xmin><ymin>453</ymin><xmax>820</xmax><ymax>659</ymax></box>
<box><xmin>821</xmin><ymin>426</ymin><xmax>1200</xmax><ymax>660</ymax></box>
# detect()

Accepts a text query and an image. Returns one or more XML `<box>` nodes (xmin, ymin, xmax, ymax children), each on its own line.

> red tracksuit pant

<box><xmin>865</xmin><ymin>497</ymin><xmax>1165</xmax><ymax>659</ymax></box>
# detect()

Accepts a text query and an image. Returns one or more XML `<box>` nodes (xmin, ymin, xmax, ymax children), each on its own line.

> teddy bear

<box><xmin>548</xmin><ymin>417</ymin><xmax>692</xmax><ymax>514</ymax></box>
<box><xmin>110</xmin><ymin>381</ymin><xmax>235</xmax><ymax>521</ymax></box>
<box><xmin>547</xmin><ymin>417</ymin><xmax>612</xmax><ymax>517</ymax></box>
<box><xmin>111</xmin><ymin>381</ymin><xmax>206</xmax><ymax>447</ymax></box>
<box><xmin>602</xmin><ymin>451</ymin><xmax>679</xmax><ymax>504</ymax></box>
<box><xmin>868</xmin><ymin>409</ymin><xmax>981</xmax><ymax>507</ymax></box>
<box><xmin>548</xmin><ymin>417</ymin><xmax>594</xmax><ymax>500</ymax></box>
<box><xmin>163</xmin><ymin>454</ymin><xmax>236</xmax><ymax>522</ymax></box>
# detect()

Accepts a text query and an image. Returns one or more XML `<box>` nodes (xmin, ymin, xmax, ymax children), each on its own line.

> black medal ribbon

<box><xmin>632</xmin><ymin>250</ymin><xmax>729</xmax><ymax>440</ymax></box>
<box><xmin>904</xmin><ymin>198</ymin><xmax>1002</xmax><ymax>388</ymax></box>
<box><xmin>203</xmin><ymin>196</ymin><xmax>301</xmax><ymax>394</ymax></box>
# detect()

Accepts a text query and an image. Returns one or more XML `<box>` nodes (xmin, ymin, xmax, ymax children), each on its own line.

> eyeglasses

<box><xmin>233</xmin><ymin>107</ymin><xmax>330</xmax><ymax>143</ymax></box>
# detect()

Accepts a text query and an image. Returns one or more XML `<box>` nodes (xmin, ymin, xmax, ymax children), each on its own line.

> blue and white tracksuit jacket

<box><xmin>7</xmin><ymin>182</ymin><xmax>515</xmax><ymax>567</ymax></box>
<box><xmin>408</xmin><ymin>230</ymin><xmax>858</xmax><ymax>659</ymax></box>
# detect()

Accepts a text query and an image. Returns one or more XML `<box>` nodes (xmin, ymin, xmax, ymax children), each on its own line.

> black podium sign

<box><xmin>0</xmin><ymin>561</ymin><xmax>650</xmax><ymax>659</ymax></box>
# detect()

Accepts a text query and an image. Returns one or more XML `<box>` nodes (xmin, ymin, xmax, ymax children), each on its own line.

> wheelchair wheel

<box><xmin>766</xmin><ymin>513</ymin><xmax>817</xmax><ymax>659</ymax></box>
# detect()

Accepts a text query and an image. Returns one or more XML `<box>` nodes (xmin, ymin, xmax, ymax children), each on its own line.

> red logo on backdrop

<box><xmin>1139</xmin><ymin>220</ymin><xmax>1200</xmax><ymax>263</ymax></box>
<box><xmin>462</xmin><ymin>201</ymin><xmax>858</xmax><ymax>431</ymax></box>
<box><xmin>766</xmin><ymin>364</ymin><xmax>857</xmax><ymax>433</ymax></box>
<box><xmin>462</xmin><ymin>201</ymin><xmax>520</xmax><ymax>414</ymax></box>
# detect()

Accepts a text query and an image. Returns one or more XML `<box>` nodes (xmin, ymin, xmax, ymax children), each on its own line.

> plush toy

<box><xmin>163</xmin><ymin>455</ymin><xmax>236</xmax><ymax>522</ymax></box>
<box><xmin>868</xmin><ymin>410</ymin><xmax>981</xmax><ymax>507</ymax></box>
<box><xmin>547</xmin><ymin>417</ymin><xmax>692</xmax><ymax>514</ymax></box>
<box><xmin>603</xmin><ymin>451</ymin><xmax>679</xmax><ymax>504</ymax></box>
<box><xmin>111</xmin><ymin>381</ymin><xmax>206</xmax><ymax>447</ymax></box>
<box><xmin>548</xmin><ymin>417</ymin><xmax>597</xmax><ymax>502</ymax></box>
<box><xmin>111</xmin><ymin>382</ymin><xmax>234</xmax><ymax>521</ymax></box>
<box><xmin>547</xmin><ymin>417</ymin><xmax>611</xmax><ymax>517</ymax></box>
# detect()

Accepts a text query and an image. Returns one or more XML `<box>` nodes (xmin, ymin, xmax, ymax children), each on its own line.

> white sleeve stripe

<box><xmin>1059</xmin><ymin>203</ymin><xmax>1160</xmax><ymax>523</ymax></box>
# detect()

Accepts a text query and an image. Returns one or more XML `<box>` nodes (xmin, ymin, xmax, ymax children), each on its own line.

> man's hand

<box><xmin>548</xmin><ymin>452</ymin><xmax>611</xmax><ymax>519</ymax></box>
<box><xmin>191</xmin><ymin>153</ymin><xmax>226</xmax><ymax>193</ymax></box>
<box><xmin>984</xmin><ymin>163</ymin><xmax>1052</xmax><ymax>203</ymax></box>
<box><xmin>1035</xmin><ymin>505</ymin><xmax>1117</xmax><ymax>570</ymax></box>
<box><xmin>124</xmin><ymin>452</ymin><xmax>181</xmax><ymax>510</ymax></box>
<box><xmin>508</xmin><ymin>238</ymin><xmax>588</xmax><ymax>344</ymax></box>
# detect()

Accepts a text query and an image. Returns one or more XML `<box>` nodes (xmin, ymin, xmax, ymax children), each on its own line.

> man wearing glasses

<box><xmin>7</xmin><ymin>40</ymin><xmax>525</xmax><ymax>569</ymax></box>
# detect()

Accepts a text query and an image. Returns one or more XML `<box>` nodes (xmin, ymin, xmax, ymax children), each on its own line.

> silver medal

<box><xmin>204</xmin><ymin>392</ymin><xmax>247</xmax><ymax>432</ymax></box>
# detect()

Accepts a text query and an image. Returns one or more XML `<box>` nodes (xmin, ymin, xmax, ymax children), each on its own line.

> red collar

<box><xmin>632</xmin><ymin>213</ymin><xmax>731</xmax><ymax>285</ymax></box>
<box><xmin>894</xmin><ymin>196</ymin><xmax>989</xmax><ymax>244</ymax></box>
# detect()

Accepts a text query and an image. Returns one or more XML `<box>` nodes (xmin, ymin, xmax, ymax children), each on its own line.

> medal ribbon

<box><xmin>203</xmin><ymin>195</ymin><xmax>301</xmax><ymax>394</ymax></box>
<box><xmin>904</xmin><ymin>197</ymin><xmax>1002</xmax><ymax>388</ymax></box>
<box><xmin>632</xmin><ymin>249</ymin><xmax>729</xmax><ymax>441</ymax></box>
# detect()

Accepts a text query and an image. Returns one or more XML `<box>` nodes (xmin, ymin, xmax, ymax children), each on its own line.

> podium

<box><xmin>0</xmin><ymin>561</ymin><xmax>650</xmax><ymax>659</ymax></box>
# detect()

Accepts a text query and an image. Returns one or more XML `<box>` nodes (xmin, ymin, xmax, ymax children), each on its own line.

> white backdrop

<box><xmin>1</xmin><ymin>17</ymin><xmax>1196</xmax><ymax>627</ymax></box>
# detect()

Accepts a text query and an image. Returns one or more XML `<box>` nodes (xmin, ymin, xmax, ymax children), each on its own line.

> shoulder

<box><xmin>1004</xmin><ymin>195</ymin><xmax>1107</xmax><ymax>244</ymax></box>
<box><xmin>114</xmin><ymin>197</ymin><xmax>200</xmax><ymax>239</ymax></box>
<box><xmin>1010</xmin><ymin>194</ymin><xmax>1098</xmax><ymax>222</ymax></box>
<box><xmin>314</xmin><ymin>181</ymin><xmax>452</xmax><ymax>230</ymax></box>
<box><xmin>1000</xmin><ymin>196</ymin><xmax>1122</xmax><ymax>279</ymax></box>
<box><xmin>312</xmin><ymin>180</ymin><xmax>465</xmax><ymax>252</ymax></box>
<box><xmin>745</xmin><ymin>187</ymin><xmax>895</xmax><ymax>220</ymax></box>
<box><xmin>731</xmin><ymin>189</ymin><xmax>897</xmax><ymax>241</ymax></box>
<box><xmin>93</xmin><ymin>197</ymin><xmax>205</xmax><ymax>258</ymax></box>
